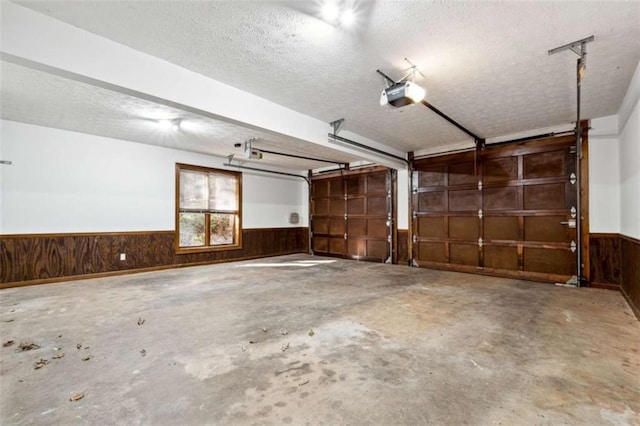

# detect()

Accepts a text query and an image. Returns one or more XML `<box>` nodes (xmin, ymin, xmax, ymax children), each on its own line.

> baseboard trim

<box><xmin>0</xmin><ymin>250</ymin><xmax>308</xmax><ymax>290</ymax></box>
<box><xmin>587</xmin><ymin>282</ymin><xmax>621</xmax><ymax>291</ymax></box>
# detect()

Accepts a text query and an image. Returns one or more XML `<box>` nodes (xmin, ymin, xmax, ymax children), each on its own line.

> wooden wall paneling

<box><xmin>1</xmin><ymin>228</ymin><xmax>309</xmax><ymax>288</ymax></box>
<box><xmin>620</xmin><ymin>235</ymin><xmax>640</xmax><ymax>319</ymax></box>
<box><xmin>589</xmin><ymin>234</ymin><xmax>621</xmax><ymax>288</ymax></box>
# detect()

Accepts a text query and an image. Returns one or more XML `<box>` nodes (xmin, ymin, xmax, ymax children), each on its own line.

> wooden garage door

<box><xmin>312</xmin><ymin>168</ymin><xmax>392</xmax><ymax>262</ymax></box>
<box><xmin>412</xmin><ymin>135</ymin><xmax>578</xmax><ymax>283</ymax></box>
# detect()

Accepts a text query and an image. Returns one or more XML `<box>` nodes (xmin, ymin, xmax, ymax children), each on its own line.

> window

<box><xmin>176</xmin><ymin>164</ymin><xmax>242</xmax><ymax>252</ymax></box>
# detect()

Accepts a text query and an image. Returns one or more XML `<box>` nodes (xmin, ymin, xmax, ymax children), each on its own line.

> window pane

<box><xmin>180</xmin><ymin>170</ymin><xmax>207</xmax><ymax>210</ymax></box>
<box><xmin>210</xmin><ymin>214</ymin><xmax>235</xmax><ymax>245</ymax></box>
<box><xmin>209</xmin><ymin>174</ymin><xmax>237</xmax><ymax>211</ymax></box>
<box><xmin>179</xmin><ymin>213</ymin><xmax>205</xmax><ymax>247</ymax></box>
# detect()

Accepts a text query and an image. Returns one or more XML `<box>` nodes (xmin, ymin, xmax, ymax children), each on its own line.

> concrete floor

<box><xmin>1</xmin><ymin>254</ymin><xmax>639</xmax><ymax>425</ymax></box>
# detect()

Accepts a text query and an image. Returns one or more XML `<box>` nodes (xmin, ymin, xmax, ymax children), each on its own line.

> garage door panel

<box><xmin>329</xmin><ymin>238</ymin><xmax>346</xmax><ymax>255</ymax></box>
<box><xmin>368</xmin><ymin>219</ymin><xmax>388</xmax><ymax>238</ymax></box>
<box><xmin>347</xmin><ymin>219</ymin><xmax>365</xmax><ymax>236</ymax></box>
<box><xmin>347</xmin><ymin>239</ymin><xmax>365</xmax><ymax>257</ymax></box>
<box><xmin>484</xmin><ymin>157</ymin><xmax>518</xmax><ymax>182</ymax></box>
<box><xmin>314</xmin><ymin>199</ymin><xmax>329</xmax><ymax>215</ymax></box>
<box><xmin>448</xmin><ymin>162</ymin><xmax>477</xmax><ymax>185</ymax></box>
<box><xmin>347</xmin><ymin>176</ymin><xmax>365</xmax><ymax>196</ymax></box>
<box><xmin>418</xmin><ymin>191</ymin><xmax>445</xmax><ymax>212</ymax></box>
<box><xmin>329</xmin><ymin>180</ymin><xmax>344</xmax><ymax>197</ymax></box>
<box><xmin>313</xmin><ymin>180</ymin><xmax>329</xmax><ymax>198</ymax></box>
<box><xmin>484</xmin><ymin>246</ymin><xmax>518</xmax><ymax>270</ymax></box>
<box><xmin>418</xmin><ymin>217</ymin><xmax>446</xmax><ymax>238</ymax></box>
<box><xmin>367</xmin><ymin>196</ymin><xmax>387</xmax><ymax>214</ymax></box>
<box><xmin>449</xmin><ymin>189</ymin><xmax>479</xmax><ymax>211</ymax></box>
<box><xmin>484</xmin><ymin>216</ymin><xmax>519</xmax><ymax>241</ymax></box>
<box><xmin>449</xmin><ymin>217</ymin><xmax>478</xmax><ymax>240</ymax></box>
<box><xmin>524</xmin><ymin>184</ymin><xmax>566</xmax><ymax>210</ymax></box>
<box><xmin>347</xmin><ymin>198</ymin><xmax>365</xmax><ymax>215</ymax></box>
<box><xmin>329</xmin><ymin>218</ymin><xmax>345</xmax><ymax>234</ymax></box>
<box><xmin>413</xmin><ymin>136</ymin><xmax>576</xmax><ymax>282</ymax></box>
<box><xmin>418</xmin><ymin>167</ymin><xmax>446</xmax><ymax>187</ymax></box>
<box><xmin>524</xmin><ymin>150</ymin><xmax>565</xmax><ymax>179</ymax></box>
<box><xmin>524</xmin><ymin>216</ymin><xmax>569</xmax><ymax>242</ymax></box>
<box><xmin>418</xmin><ymin>242</ymin><xmax>446</xmax><ymax>263</ymax></box>
<box><xmin>450</xmin><ymin>244</ymin><xmax>479</xmax><ymax>266</ymax></box>
<box><xmin>368</xmin><ymin>240</ymin><xmax>388</xmax><ymax>260</ymax></box>
<box><xmin>367</xmin><ymin>173</ymin><xmax>387</xmax><ymax>193</ymax></box>
<box><xmin>484</xmin><ymin>187</ymin><xmax>518</xmax><ymax>211</ymax></box>
<box><xmin>313</xmin><ymin>218</ymin><xmax>328</xmax><ymax>234</ymax></box>
<box><xmin>312</xmin><ymin>237</ymin><xmax>328</xmax><ymax>253</ymax></box>
<box><xmin>524</xmin><ymin>248</ymin><xmax>575</xmax><ymax>275</ymax></box>
<box><xmin>330</xmin><ymin>200</ymin><xmax>346</xmax><ymax>216</ymax></box>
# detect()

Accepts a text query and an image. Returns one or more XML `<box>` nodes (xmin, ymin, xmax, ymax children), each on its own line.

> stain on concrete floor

<box><xmin>1</xmin><ymin>254</ymin><xmax>638</xmax><ymax>425</ymax></box>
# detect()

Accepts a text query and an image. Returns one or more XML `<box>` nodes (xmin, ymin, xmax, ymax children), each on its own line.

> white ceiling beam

<box><xmin>1</xmin><ymin>2</ymin><xmax>402</xmax><ymax>168</ymax></box>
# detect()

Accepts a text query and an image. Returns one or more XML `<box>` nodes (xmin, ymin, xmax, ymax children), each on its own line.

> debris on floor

<box><xmin>76</xmin><ymin>344</ymin><xmax>82</xmax><ymax>350</ymax></box>
<box><xmin>308</xmin><ymin>329</ymin><xmax>315</xmax><ymax>337</ymax></box>
<box><xmin>52</xmin><ymin>352</ymin><xmax>65</xmax><ymax>359</ymax></box>
<box><xmin>281</xmin><ymin>342</ymin><xmax>290</xmax><ymax>352</ymax></box>
<box><xmin>140</xmin><ymin>349</ymin><xmax>146</xmax><ymax>357</ymax></box>
<box><xmin>281</xmin><ymin>330</ymin><xmax>288</xmax><ymax>335</ymax></box>
<box><xmin>262</xmin><ymin>327</ymin><xmax>268</xmax><ymax>333</ymax></box>
<box><xmin>34</xmin><ymin>358</ymin><xmax>49</xmax><ymax>369</ymax></box>
<box><xmin>3</xmin><ymin>318</ymin><xmax>15</xmax><ymax>323</ymax></box>
<box><xmin>17</xmin><ymin>342</ymin><xmax>40</xmax><ymax>352</ymax></box>
<box><xmin>69</xmin><ymin>392</ymin><xmax>84</xmax><ymax>402</ymax></box>
<box><xmin>241</xmin><ymin>345</ymin><xmax>247</xmax><ymax>352</ymax></box>
<box><xmin>3</xmin><ymin>340</ymin><xmax>15</xmax><ymax>347</ymax></box>
<box><xmin>82</xmin><ymin>355</ymin><xmax>92</xmax><ymax>361</ymax></box>
<box><xmin>249</xmin><ymin>340</ymin><xmax>258</xmax><ymax>344</ymax></box>
<box><xmin>137</xmin><ymin>318</ymin><xmax>145</xmax><ymax>326</ymax></box>
<box><xmin>299</xmin><ymin>380</ymin><xmax>310</xmax><ymax>386</ymax></box>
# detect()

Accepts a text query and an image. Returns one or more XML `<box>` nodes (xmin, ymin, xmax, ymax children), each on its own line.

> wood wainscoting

<box><xmin>589</xmin><ymin>233</ymin><xmax>640</xmax><ymax>319</ymax></box>
<box><xmin>397</xmin><ymin>229</ymin><xmax>409</xmax><ymax>265</ymax></box>
<box><xmin>0</xmin><ymin>227</ymin><xmax>309</xmax><ymax>288</ymax></box>
<box><xmin>621</xmin><ymin>235</ymin><xmax>640</xmax><ymax>319</ymax></box>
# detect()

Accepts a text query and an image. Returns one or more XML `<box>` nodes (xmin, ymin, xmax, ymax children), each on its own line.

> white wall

<box><xmin>0</xmin><ymin>120</ymin><xmax>307</xmax><ymax>234</ymax></box>
<box><xmin>619</xmin><ymin>94</ymin><xmax>640</xmax><ymax>239</ymax></box>
<box><xmin>396</xmin><ymin>169</ymin><xmax>409</xmax><ymax>230</ymax></box>
<box><xmin>589</xmin><ymin>115</ymin><xmax>621</xmax><ymax>233</ymax></box>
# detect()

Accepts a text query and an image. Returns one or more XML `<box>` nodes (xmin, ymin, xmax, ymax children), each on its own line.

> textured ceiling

<box><xmin>7</xmin><ymin>1</ymin><xmax>640</xmax><ymax>156</ymax></box>
<box><xmin>0</xmin><ymin>60</ymin><xmax>360</xmax><ymax>171</ymax></box>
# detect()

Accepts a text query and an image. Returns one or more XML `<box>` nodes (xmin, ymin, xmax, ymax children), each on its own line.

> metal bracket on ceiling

<box><xmin>330</xmin><ymin>118</ymin><xmax>345</xmax><ymax>135</ymax></box>
<box><xmin>548</xmin><ymin>35</ymin><xmax>594</xmax><ymax>84</ymax></box>
<box><xmin>0</xmin><ymin>160</ymin><xmax>12</xmax><ymax>165</ymax></box>
<box><xmin>399</xmin><ymin>58</ymin><xmax>425</xmax><ymax>84</ymax></box>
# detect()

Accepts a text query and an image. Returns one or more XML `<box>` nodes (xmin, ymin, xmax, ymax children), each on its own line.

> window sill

<box><xmin>175</xmin><ymin>244</ymin><xmax>243</xmax><ymax>255</ymax></box>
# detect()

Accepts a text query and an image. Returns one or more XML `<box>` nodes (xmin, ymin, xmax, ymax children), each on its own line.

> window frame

<box><xmin>175</xmin><ymin>163</ymin><xmax>242</xmax><ymax>254</ymax></box>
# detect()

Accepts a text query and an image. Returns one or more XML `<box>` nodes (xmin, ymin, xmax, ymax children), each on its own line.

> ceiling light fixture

<box><xmin>320</xmin><ymin>0</ymin><xmax>355</xmax><ymax>27</ymax></box>
<box><xmin>157</xmin><ymin>119</ymin><xmax>181</xmax><ymax>131</ymax></box>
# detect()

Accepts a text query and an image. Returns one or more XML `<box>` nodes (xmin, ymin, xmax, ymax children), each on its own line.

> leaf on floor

<box><xmin>17</xmin><ymin>342</ymin><xmax>41</xmax><ymax>351</ymax></box>
<box><xmin>281</xmin><ymin>342</ymin><xmax>290</xmax><ymax>352</ymax></box>
<box><xmin>308</xmin><ymin>329</ymin><xmax>315</xmax><ymax>337</ymax></box>
<box><xmin>70</xmin><ymin>392</ymin><xmax>84</xmax><ymax>402</ymax></box>
<box><xmin>3</xmin><ymin>318</ymin><xmax>15</xmax><ymax>323</ymax></box>
<box><xmin>299</xmin><ymin>380</ymin><xmax>310</xmax><ymax>386</ymax></box>
<box><xmin>34</xmin><ymin>358</ymin><xmax>49</xmax><ymax>369</ymax></box>
<box><xmin>82</xmin><ymin>355</ymin><xmax>92</xmax><ymax>361</ymax></box>
<box><xmin>3</xmin><ymin>340</ymin><xmax>15</xmax><ymax>347</ymax></box>
<box><xmin>137</xmin><ymin>318</ymin><xmax>145</xmax><ymax>326</ymax></box>
<box><xmin>140</xmin><ymin>349</ymin><xmax>146</xmax><ymax>357</ymax></box>
<box><xmin>53</xmin><ymin>352</ymin><xmax>65</xmax><ymax>359</ymax></box>
<box><xmin>76</xmin><ymin>344</ymin><xmax>82</xmax><ymax>350</ymax></box>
